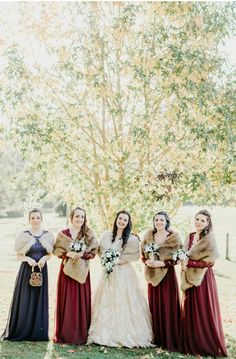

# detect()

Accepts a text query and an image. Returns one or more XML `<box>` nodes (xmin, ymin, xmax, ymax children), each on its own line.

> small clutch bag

<box><xmin>29</xmin><ymin>266</ymin><xmax>43</xmax><ymax>287</ymax></box>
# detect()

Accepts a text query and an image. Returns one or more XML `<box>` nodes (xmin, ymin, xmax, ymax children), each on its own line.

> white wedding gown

<box><xmin>88</xmin><ymin>231</ymin><xmax>153</xmax><ymax>348</ymax></box>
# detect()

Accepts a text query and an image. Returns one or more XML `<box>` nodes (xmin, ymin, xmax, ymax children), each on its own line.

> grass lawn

<box><xmin>1</xmin><ymin>338</ymin><xmax>236</xmax><ymax>359</ymax></box>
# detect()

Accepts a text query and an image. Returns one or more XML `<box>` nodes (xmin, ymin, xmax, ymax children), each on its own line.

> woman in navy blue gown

<box><xmin>1</xmin><ymin>208</ymin><xmax>54</xmax><ymax>341</ymax></box>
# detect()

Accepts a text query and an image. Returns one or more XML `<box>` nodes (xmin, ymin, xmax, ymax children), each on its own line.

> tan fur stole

<box><xmin>54</xmin><ymin>229</ymin><xmax>98</xmax><ymax>284</ymax></box>
<box><xmin>100</xmin><ymin>231</ymin><xmax>140</xmax><ymax>262</ymax></box>
<box><xmin>181</xmin><ymin>231</ymin><xmax>219</xmax><ymax>291</ymax></box>
<box><xmin>120</xmin><ymin>234</ymin><xmax>140</xmax><ymax>262</ymax></box>
<box><xmin>142</xmin><ymin>229</ymin><xmax>181</xmax><ymax>286</ymax></box>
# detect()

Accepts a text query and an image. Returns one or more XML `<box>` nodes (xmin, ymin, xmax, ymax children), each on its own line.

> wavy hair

<box><xmin>69</xmin><ymin>206</ymin><xmax>90</xmax><ymax>244</ymax></box>
<box><xmin>195</xmin><ymin>209</ymin><xmax>213</xmax><ymax>238</ymax></box>
<box><xmin>112</xmin><ymin>210</ymin><xmax>132</xmax><ymax>250</ymax></box>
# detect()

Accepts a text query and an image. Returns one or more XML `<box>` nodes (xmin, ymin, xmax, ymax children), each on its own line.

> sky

<box><xmin>0</xmin><ymin>0</ymin><xmax>236</xmax><ymax>67</ymax></box>
<box><xmin>221</xmin><ymin>36</ymin><xmax>236</xmax><ymax>67</ymax></box>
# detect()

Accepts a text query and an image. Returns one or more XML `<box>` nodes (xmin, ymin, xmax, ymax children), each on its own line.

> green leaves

<box><xmin>1</xmin><ymin>2</ymin><xmax>235</xmax><ymax>229</ymax></box>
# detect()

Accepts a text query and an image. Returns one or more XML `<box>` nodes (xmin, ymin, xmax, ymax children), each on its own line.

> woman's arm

<box><xmin>145</xmin><ymin>259</ymin><xmax>178</xmax><ymax>268</ymax></box>
<box><xmin>187</xmin><ymin>259</ymin><xmax>214</xmax><ymax>268</ymax></box>
<box><xmin>145</xmin><ymin>260</ymin><xmax>165</xmax><ymax>268</ymax></box>
<box><xmin>80</xmin><ymin>229</ymin><xmax>98</xmax><ymax>260</ymax></box>
<box><xmin>164</xmin><ymin>259</ymin><xmax>178</xmax><ymax>267</ymax></box>
<box><xmin>141</xmin><ymin>255</ymin><xmax>147</xmax><ymax>264</ymax></box>
<box><xmin>17</xmin><ymin>254</ymin><xmax>37</xmax><ymax>266</ymax></box>
<box><xmin>81</xmin><ymin>251</ymin><xmax>96</xmax><ymax>260</ymax></box>
<box><xmin>37</xmin><ymin>254</ymin><xmax>51</xmax><ymax>268</ymax></box>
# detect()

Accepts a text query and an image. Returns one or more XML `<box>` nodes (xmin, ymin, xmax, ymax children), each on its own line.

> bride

<box><xmin>88</xmin><ymin>210</ymin><xmax>153</xmax><ymax>348</ymax></box>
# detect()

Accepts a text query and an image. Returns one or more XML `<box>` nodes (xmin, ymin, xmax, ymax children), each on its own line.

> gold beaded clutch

<box><xmin>29</xmin><ymin>266</ymin><xmax>43</xmax><ymax>287</ymax></box>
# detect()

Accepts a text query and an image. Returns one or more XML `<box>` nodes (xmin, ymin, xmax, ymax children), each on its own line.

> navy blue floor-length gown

<box><xmin>2</xmin><ymin>231</ymin><xmax>49</xmax><ymax>341</ymax></box>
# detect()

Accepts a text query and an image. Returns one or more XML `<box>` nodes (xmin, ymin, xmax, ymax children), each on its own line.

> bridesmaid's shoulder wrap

<box><xmin>181</xmin><ymin>231</ymin><xmax>219</xmax><ymax>291</ymax></box>
<box><xmin>53</xmin><ymin>229</ymin><xmax>98</xmax><ymax>284</ymax></box>
<box><xmin>142</xmin><ymin>229</ymin><xmax>181</xmax><ymax>287</ymax></box>
<box><xmin>15</xmin><ymin>230</ymin><xmax>55</xmax><ymax>255</ymax></box>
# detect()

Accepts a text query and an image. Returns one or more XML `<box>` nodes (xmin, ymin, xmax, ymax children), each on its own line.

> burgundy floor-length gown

<box><xmin>148</xmin><ymin>264</ymin><xmax>180</xmax><ymax>352</ymax></box>
<box><xmin>54</xmin><ymin>228</ymin><xmax>92</xmax><ymax>345</ymax></box>
<box><xmin>179</xmin><ymin>233</ymin><xmax>227</xmax><ymax>357</ymax></box>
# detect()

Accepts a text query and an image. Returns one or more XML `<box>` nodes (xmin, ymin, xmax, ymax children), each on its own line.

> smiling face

<box><xmin>29</xmin><ymin>211</ymin><xmax>42</xmax><ymax>229</ymax></box>
<box><xmin>71</xmin><ymin>209</ymin><xmax>85</xmax><ymax>229</ymax></box>
<box><xmin>154</xmin><ymin>214</ymin><xmax>167</xmax><ymax>231</ymax></box>
<box><xmin>116</xmin><ymin>213</ymin><xmax>129</xmax><ymax>231</ymax></box>
<box><xmin>194</xmin><ymin>213</ymin><xmax>209</xmax><ymax>232</ymax></box>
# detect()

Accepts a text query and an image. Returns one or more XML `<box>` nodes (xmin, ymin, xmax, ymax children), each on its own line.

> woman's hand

<box><xmin>146</xmin><ymin>260</ymin><xmax>165</xmax><ymax>268</ymax></box>
<box><xmin>26</xmin><ymin>257</ymin><xmax>37</xmax><ymax>267</ymax></box>
<box><xmin>181</xmin><ymin>259</ymin><xmax>188</xmax><ymax>271</ymax></box>
<box><xmin>37</xmin><ymin>256</ymin><xmax>47</xmax><ymax>269</ymax></box>
<box><xmin>66</xmin><ymin>251</ymin><xmax>76</xmax><ymax>259</ymax></box>
<box><xmin>66</xmin><ymin>251</ymin><xmax>83</xmax><ymax>260</ymax></box>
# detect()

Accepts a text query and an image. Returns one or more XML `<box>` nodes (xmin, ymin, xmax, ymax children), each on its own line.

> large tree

<box><xmin>0</xmin><ymin>2</ymin><xmax>235</xmax><ymax>229</ymax></box>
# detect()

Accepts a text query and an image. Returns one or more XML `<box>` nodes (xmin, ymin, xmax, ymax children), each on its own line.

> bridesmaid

<box><xmin>179</xmin><ymin>209</ymin><xmax>227</xmax><ymax>357</ymax></box>
<box><xmin>53</xmin><ymin>206</ymin><xmax>98</xmax><ymax>345</ymax></box>
<box><xmin>141</xmin><ymin>210</ymin><xmax>181</xmax><ymax>352</ymax></box>
<box><xmin>1</xmin><ymin>208</ymin><xmax>54</xmax><ymax>341</ymax></box>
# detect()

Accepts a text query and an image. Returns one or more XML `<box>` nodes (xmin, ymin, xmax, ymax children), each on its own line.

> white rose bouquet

<box><xmin>144</xmin><ymin>243</ymin><xmax>160</xmax><ymax>260</ymax></box>
<box><xmin>172</xmin><ymin>248</ymin><xmax>189</xmax><ymax>261</ymax></box>
<box><xmin>69</xmin><ymin>241</ymin><xmax>87</xmax><ymax>253</ymax></box>
<box><xmin>101</xmin><ymin>248</ymin><xmax>120</xmax><ymax>276</ymax></box>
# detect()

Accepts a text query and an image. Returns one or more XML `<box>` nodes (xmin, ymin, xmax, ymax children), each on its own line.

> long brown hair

<box><xmin>70</xmin><ymin>206</ymin><xmax>90</xmax><ymax>244</ymax></box>
<box><xmin>112</xmin><ymin>210</ymin><xmax>132</xmax><ymax>250</ymax></box>
<box><xmin>195</xmin><ymin>209</ymin><xmax>213</xmax><ymax>237</ymax></box>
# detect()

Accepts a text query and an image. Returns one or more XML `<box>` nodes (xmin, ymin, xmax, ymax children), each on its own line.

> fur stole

<box><xmin>14</xmin><ymin>230</ymin><xmax>55</xmax><ymax>255</ymax></box>
<box><xmin>181</xmin><ymin>231</ymin><xmax>219</xmax><ymax>291</ymax></box>
<box><xmin>53</xmin><ymin>228</ymin><xmax>98</xmax><ymax>284</ymax></box>
<box><xmin>142</xmin><ymin>229</ymin><xmax>181</xmax><ymax>286</ymax></box>
<box><xmin>100</xmin><ymin>230</ymin><xmax>140</xmax><ymax>262</ymax></box>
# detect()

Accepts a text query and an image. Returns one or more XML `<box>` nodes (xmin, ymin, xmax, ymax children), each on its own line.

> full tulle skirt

<box><xmin>88</xmin><ymin>263</ymin><xmax>153</xmax><ymax>348</ymax></box>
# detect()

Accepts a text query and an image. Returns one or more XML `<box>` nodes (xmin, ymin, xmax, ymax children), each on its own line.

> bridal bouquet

<box><xmin>172</xmin><ymin>248</ymin><xmax>189</xmax><ymax>261</ymax></box>
<box><xmin>144</xmin><ymin>243</ymin><xmax>160</xmax><ymax>260</ymax></box>
<box><xmin>101</xmin><ymin>248</ymin><xmax>120</xmax><ymax>276</ymax></box>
